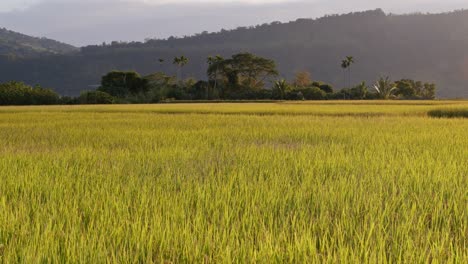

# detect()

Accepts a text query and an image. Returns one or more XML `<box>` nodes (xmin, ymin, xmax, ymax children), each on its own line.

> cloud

<box><xmin>0</xmin><ymin>0</ymin><xmax>302</xmax><ymax>11</ymax></box>
<box><xmin>0</xmin><ymin>0</ymin><xmax>467</xmax><ymax>46</ymax></box>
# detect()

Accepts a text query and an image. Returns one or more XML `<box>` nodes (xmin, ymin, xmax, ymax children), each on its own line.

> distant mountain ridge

<box><xmin>0</xmin><ymin>28</ymin><xmax>77</xmax><ymax>58</ymax></box>
<box><xmin>0</xmin><ymin>9</ymin><xmax>467</xmax><ymax>97</ymax></box>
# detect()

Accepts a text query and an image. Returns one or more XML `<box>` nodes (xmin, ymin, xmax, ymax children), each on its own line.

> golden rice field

<box><xmin>0</xmin><ymin>101</ymin><xmax>467</xmax><ymax>263</ymax></box>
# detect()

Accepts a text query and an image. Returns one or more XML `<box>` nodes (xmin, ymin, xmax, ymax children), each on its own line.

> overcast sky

<box><xmin>1</xmin><ymin>0</ymin><xmax>467</xmax><ymax>46</ymax></box>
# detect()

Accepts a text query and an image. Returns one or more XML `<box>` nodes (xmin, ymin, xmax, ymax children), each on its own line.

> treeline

<box><xmin>0</xmin><ymin>82</ymin><xmax>113</xmax><ymax>105</ymax></box>
<box><xmin>0</xmin><ymin>52</ymin><xmax>436</xmax><ymax>105</ymax></box>
<box><xmin>0</xmin><ymin>82</ymin><xmax>60</xmax><ymax>105</ymax></box>
<box><xmin>90</xmin><ymin>52</ymin><xmax>435</xmax><ymax>103</ymax></box>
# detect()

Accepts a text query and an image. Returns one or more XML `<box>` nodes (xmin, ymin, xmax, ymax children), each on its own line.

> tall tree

<box><xmin>273</xmin><ymin>79</ymin><xmax>291</xmax><ymax>100</ymax></box>
<box><xmin>293</xmin><ymin>71</ymin><xmax>312</xmax><ymax>89</ymax></box>
<box><xmin>157</xmin><ymin>58</ymin><xmax>165</xmax><ymax>71</ymax></box>
<box><xmin>207</xmin><ymin>55</ymin><xmax>224</xmax><ymax>96</ymax></box>
<box><xmin>208</xmin><ymin>52</ymin><xmax>278</xmax><ymax>91</ymax></box>
<box><xmin>341</xmin><ymin>56</ymin><xmax>355</xmax><ymax>90</ymax></box>
<box><xmin>346</xmin><ymin>56</ymin><xmax>355</xmax><ymax>89</ymax></box>
<box><xmin>173</xmin><ymin>56</ymin><xmax>189</xmax><ymax>80</ymax></box>
<box><xmin>341</xmin><ymin>59</ymin><xmax>349</xmax><ymax>88</ymax></box>
<box><xmin>99</xmin><ymin>71</ymin><xmax>148</xmax><ymax>97</ymax></box>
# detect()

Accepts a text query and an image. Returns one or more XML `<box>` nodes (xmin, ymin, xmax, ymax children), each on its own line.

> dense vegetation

<box><xmin>0</xmin><ymin>9</ymin><xmax>467</xmax><ymax>97</ymax></box>
<box><xmin>0</xmin><ymin>81</ymin><xmax>60</xmax><ymax>105</ymax></box>
<box><xmin>0</xmin><ymin>28</ymin><xmax>77</xmax><ymax>59</ymax></box>
<box><xmin>91</xmin><ymin>52</ymin><xmax>436</xmax><ymax>103</ymax></box>
<box><xmin>0</xmin><ymin>52</ymin><xmax>437</xmax><ymax>104</ymax></box>
<box><xmin>0</xmin><ymin>102</ymin><xmax>466</xmax><ymax>262</ymax></box>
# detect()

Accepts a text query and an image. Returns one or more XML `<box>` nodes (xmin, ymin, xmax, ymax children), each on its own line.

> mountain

<box><xmin>0</xmin><ymin>9</ymin><xmax>467</xmax><ymax>98</ymax></box>
<box><xmin>0</xmin><ymin>27</ymin><xmax>77</xmax><ymax>58</ymax></box>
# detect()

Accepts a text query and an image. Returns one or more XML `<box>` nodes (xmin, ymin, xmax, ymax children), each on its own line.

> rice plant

<box><xmin>0</xmin><ymin>101</ymin><xmax>466</xmax><ymax>263</ymax></box>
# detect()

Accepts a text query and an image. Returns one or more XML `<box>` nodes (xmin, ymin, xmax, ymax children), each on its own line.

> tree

<box><xmin>298</xmin><ymin>86</ymin><xmax>326</xmax><ymax>100</ymax></box>
<box><xmin>189</xmin><ymin>80</ymin><xmax>211</xmax><ymax>100</ymax></box>
<box><xmin>394</xmin><ymin>79</ymin><xmax>436</xmax><ymax>99</ymax></box>
<box><xmin>173</xmin><ymin>56</ymin><xmax>189</xmax><ymax>80</ymax></box>
<box><xmin>341</xmin><ymin>59</ymin><xmax>349</xmax><ymax>90</ymax></box>
<box><xmin>141</xmin><ymin>72</ymin><xmax>178</xmax><ymax>102</ymax></box>
<box><xmin>318</xmin><ymin>83</ymin><xmax>334</xmax><ymax>94</ymax></box>
<box><xmin>208</xmin><ymin>52</ymin><xmax>278</xmax><ymax>92</ymax></box>
<box><xmin>207</xmin><ymin>55</ymin><xmax>224</xmax><ymax>96</ymax></box>
<box><xmin>339</xmin><ymin>82</ymin><xmax>368</xmax><ymax>99</ymax></box>
<box><xmin>99</xmin><ymin>71</ymin><xmax>149</xmax><ymax>97</ymax></box>
<box><xmin>395</xmin><ymin>79</ymin><xmax>417</xmax><ymax>98</ymax></box>
<box><xmin>374</xmin><ymin>77</ymin><xmax>397</xmax><ymax>99</ymax></box>
<box><xmin>293</xmin><ymin>71</ymin><xmax>312</xmax><ymax>88</ymax></box>
<box><xmin>272</xmin><ymin>79</ymin><xmax>291</xmax><ymax>99</ymax></box>
<box><xmin>157</xmin><ymin>58</ymin><xmax>165</xmax><ymax>71</ymax></box>
<box><xmin>340</xmin><ymin>56</ymin><xmax>355</xmax><ymax>90</ymax></box>
<box><xmin>422</xmin><ymin>83</ymin><xmax>436</xmax><ymax>99</ymax></box>
<box><xmin>79</xmin><ymin>91</ymin><xmax>114</xmax><ymax>104</ymax></box>
<box><xmin>0</xmin><ymin>81</ymin><xmax>59</xmax><ymax>105</ymax></box>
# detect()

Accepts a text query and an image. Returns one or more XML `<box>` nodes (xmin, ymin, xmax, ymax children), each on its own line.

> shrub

<box><xmin>79</xmin><ymin>91</ymin><xmax>115</xmax><ymax>104</ymax></box>
<box><xmin>299</xmin><ymin>87</ymin><xmax>327</xmax><ymax>100</ymax></box>
<box><xmin>0</xmin><ymin>81</ymin><xmax>60</xmax><ymax>105</ymax></box>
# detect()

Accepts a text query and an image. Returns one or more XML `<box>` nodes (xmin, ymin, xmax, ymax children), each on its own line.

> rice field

<box><xmin>0</xmin><ymin>101</ymin><xmax>467</xmax><ymax>263</ymax></box>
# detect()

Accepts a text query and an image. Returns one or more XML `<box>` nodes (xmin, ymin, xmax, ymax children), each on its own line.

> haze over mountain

<box><xmin>1</xmin><ymin>9</ymin><xmax>467</xmax><ymax>98</ymax></box>
<box><xmin>0</xmin><ymin>0</ymin><xmax>467</xmax><ymax>46</ymax></box>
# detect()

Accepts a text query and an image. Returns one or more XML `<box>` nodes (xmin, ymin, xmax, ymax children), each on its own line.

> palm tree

<box><xmin>207</xmin><ymin>55</ymin><xmax>224</xmax><ymax>95</ymax></box>
<box><xmin>273</xmin><ymin>79</ymin><xmax>290</xmax><ymax>100</ymax></box>
<box><xmin>341</xmin><ymin>59</ymin><xmax>349</xmax><ymax>99</ymax></box>
<box><xmin>374</xmin><ymin>77</ymin><xmax>397</xmax><ymax>99</ymax></box>
<box><xmin>157</xmin><ymin>58</ymin><xmax>165</xmax><ymax>71</ymax></box>
<box><xmin>346</xmin><ymin>56</ymin><xmax>354</xmax><ymax>88</ymax></box>
<box><xmin>173</xmin><ymin>56</ymin><xmax>189</xmax><ymax>80</ymax></box>
<box><xmin>341</xmin><ymin>56</ymin><xmax>355</xmax><ymax>90</ymax></box>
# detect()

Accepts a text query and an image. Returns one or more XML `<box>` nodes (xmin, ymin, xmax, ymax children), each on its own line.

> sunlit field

<box><xmin>0</xmin><ymin>101</ymin><xmax>467</xmax><ymax>263</ymax></box>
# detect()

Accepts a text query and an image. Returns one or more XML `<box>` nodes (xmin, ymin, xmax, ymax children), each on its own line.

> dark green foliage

<box><xmin>337</xmin><ymin>82</ymin><xmax>369</xmax><ymax>99</ymax></box>
<box><xmin>188</xmin><ymin>81</ymin><xmax>211</xmax><ymax>100</ymax></box>
<box><xmin>60</xmin><ymin>96</ymin><xmax>79</xmax><ymax>105</ymax></box>
<box><xmin>395</xmin><ymin>79</ymin><xmax>436</xmax><ymax>99</ymax></box>
<box><xmin>297</xmin><ymin>87</ymin><xmax>327</xmax><ymax>100</ymax></box>
<box><xmin>99</xmin><ymin>71</ymin><xmax>149</xmax><ymax>97</ymax></box>
<box><xmin>0</xmin><ymin>81</ymin><xmax>60</xmax><ymax>105</ymax></box>
<box><xmin>207</xmin><ymin>52</ymin><xmax>278</xmax><ymax>93</ymax></box>
<box><xmin>272</xmin><ymin>79</ymin><xmax>291</xmax><ymax>100</ymax></box>
<box><xmin>225</xmin><ymin>89</ymin><xmax>273</xmax><ymax>100</ymax></box>
<box><xmin>318</xmin><ymin>84</ymin><xmax>334</xmax><ymax>94</ymax></box>
<box><xmin>340</xmin><ymin>56</ymin><xmax>355</xmax><ymax>89</ymax></box>
<box><xmin>428</xmin><ymin>109</ymin><xmax>468</xmax><ymax>118</ymax></box>
<box><xmin>395</xmin><ymin>80</ymin><xmax>417</xmax><ymax>98</ymax></box>
<box><xmin>173</xmin><ymin>56</ymin><xmax>189</xmax><ymax>81</ymax></box>
<box><xmin>91</xmin><ymin>68</ymin><xmax>437</xmax><ymax>102</ymax></box>
<box><xmin>78</xmin><ymin>91</ymin><xmax>114</xmax><ymax>104</ymax></box>
<box><xmin>285</xmin><ymin>90</ymin><xmax>305</xmax><ymax>100</ymax></box>
<box><xmin>422</xmin><ymin>83</ymin><xmax>436</xmax><ymax>100</ymax></box>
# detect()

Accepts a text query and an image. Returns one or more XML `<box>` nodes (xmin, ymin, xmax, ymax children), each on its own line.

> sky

<box><xmin>1</xmin><ymin>0</ymin><xmax>467</xmax><ymax>46</ymax></box>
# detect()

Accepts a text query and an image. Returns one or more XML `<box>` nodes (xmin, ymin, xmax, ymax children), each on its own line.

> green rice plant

<box><xmin>0</xmin><ymin>101</ymin><xmax>466</xmax><ymax>263</ymax></box>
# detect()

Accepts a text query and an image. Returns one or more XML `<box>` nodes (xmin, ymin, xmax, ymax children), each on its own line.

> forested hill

<box><xmin>0</xmin><ymin>28</ymin><xmax>77</xmax><ymax>58</ymax></box>
<box><xmin>1</xmin><ymin>9</ymin><xmax>468</xmax><ymax>97</ymax></box>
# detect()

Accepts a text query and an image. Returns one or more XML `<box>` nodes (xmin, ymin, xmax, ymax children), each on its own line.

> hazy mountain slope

<box><xmin>0</xmin><ymin>9</ymin><xmax>467</xmax><ymax>97</ymax></box>
<box><xmin>0</xmin><ymin>27</ymin><xmax>77</xmax><ymax>58</ymax></box>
